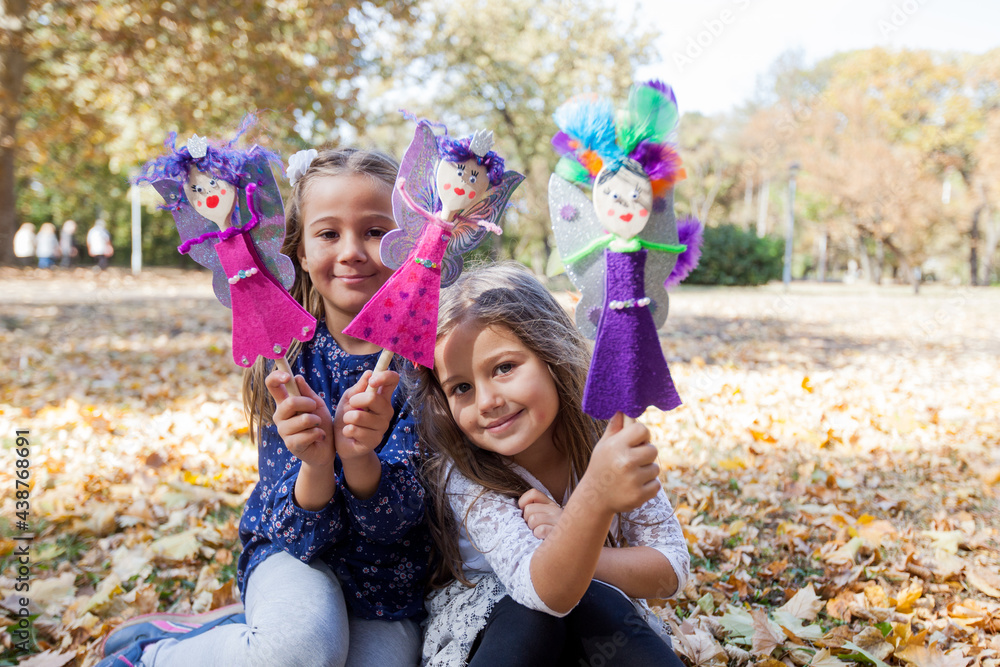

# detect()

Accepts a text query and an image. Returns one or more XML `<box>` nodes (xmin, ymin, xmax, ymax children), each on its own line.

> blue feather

<box><xmin>552</xmin><ymin>97</ymin><xmax>622</xmax><ymax>162</ymax></box>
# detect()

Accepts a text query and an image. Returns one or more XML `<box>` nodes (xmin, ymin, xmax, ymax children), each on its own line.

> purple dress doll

<box><xmin>344</xmin><ymin>119</ymin><xmax>523</xmax><ymax>368</ymax></box>
<box><xmin>548</xmin><ymin>82</ymin><xmax>703</xmax><ymax>419</ymax></box>
<box><xmin>135</xmin><ymin>119</ymin><xmax>316</xmax><ymax>368</ymax></box>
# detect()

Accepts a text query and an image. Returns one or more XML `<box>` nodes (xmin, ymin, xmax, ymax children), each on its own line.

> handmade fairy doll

<box><xmin>343</xmin><ymin>118</ymin><xmax>524</xmax><ymax>368</ymax></box>
<box><xmin>135</xmin><ymin>117</ymin><xmax>316</xmax><ymax>369</ymax></box>
<box><xmin>548</xmin><ymin>80</ymin><xmax>702</xmax><ymax>419</ymax></box>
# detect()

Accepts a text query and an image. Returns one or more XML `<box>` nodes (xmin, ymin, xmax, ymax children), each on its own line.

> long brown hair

<box><xmin>405</xmin><ymin>262</ymin><xmax>607</xmax><ymax>588</ymax></box>
<box><xmin>242</xmin><ymin>148</ymin><xmax>399</xmax><ymax>443</ymax></box>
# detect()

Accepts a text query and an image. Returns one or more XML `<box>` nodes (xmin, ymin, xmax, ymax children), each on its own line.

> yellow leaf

<box><xmin>802</xmin><ymin>376</ymin><xmax>814</xmax><ymax>393</ymax></box>
<box><xmin>894</xmin><ymin>582</ymin><xmax>924</xmax><ymax>613</ymax></box>
<box><xmin>81</xmin><ymin>573</ymin><xmax>123</xmax><ymax>614</ymax></box>
<box><xmin>825</xmin><ymin>536</ymin><xmax>864</xmax><ymax>565</ymax></box>
<box><xmin>150</xmin><ymin>528</ymin><xmax>203</xmax><ymax>562</ymax></box>
<box><xmin>921</xmin><ymin>530</ymin><xmax>962</xmax><ymax>555</ymax></box>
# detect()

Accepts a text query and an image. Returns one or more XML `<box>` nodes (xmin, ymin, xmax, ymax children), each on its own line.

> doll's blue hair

<box><xmin>437</xmin><ymin>134</ymin><xmax>506</xmax><ymax>187</ymax></box>
<box><xmin>134</xmin><ymin>114</ymin><xmax>279</xmax><ymax>190</ymax></box>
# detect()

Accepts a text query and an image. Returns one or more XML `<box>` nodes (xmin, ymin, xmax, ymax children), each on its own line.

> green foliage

<box><xmin>686</xmin><ymin>224</ymin><xmax>783</xmax><ymax>286</ymax></box>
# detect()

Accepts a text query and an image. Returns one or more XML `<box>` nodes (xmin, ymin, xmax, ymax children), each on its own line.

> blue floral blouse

<box><xmin>237</xmin><ymin>319</ymin><xmax>431</xmax><ymax>621</ymax></box>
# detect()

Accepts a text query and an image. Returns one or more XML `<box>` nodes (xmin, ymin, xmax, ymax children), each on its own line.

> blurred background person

<box><xmin>59</xmin><ymin>219</ymin><xmax>78</xmax><ymax>268</ymax></box>
<box><xmin>87</xmin><ymin>218</ymin><xmax>113</xmax><ymax>270</ymax></box>
<box><xmin>35</xmin><ymin>222</ymin><xmax>58</xmax><ymax>269</ymax></box>
<box><xmin>13</xmin><ymin>222</ymin><xmax>36</xmax><ymax>268</ymax></box>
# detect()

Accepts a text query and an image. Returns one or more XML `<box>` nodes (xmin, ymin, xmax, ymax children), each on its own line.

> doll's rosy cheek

<box><xmin>640</xmin><ymin>208</ymin><xmax>648</xmax><ymax>216</ymax></box>
<box><xmin>468</xmin><ymin>191</ymin><xmax>476</xmax><ymax>199</ymax></box>
<box><xmin>442</xmin><ymin>183</ymin><xmax>451</xmax><ymax>190</ymax></box>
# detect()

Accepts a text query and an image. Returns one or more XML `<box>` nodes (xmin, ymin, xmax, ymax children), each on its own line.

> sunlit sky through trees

<box><xmin>621</xmin><ymin>0</ymin><xmax>1000</xmax><ymax>114</ymax></box>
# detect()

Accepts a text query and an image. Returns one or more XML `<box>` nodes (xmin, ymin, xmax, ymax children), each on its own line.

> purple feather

<box><xmin>665</xmin><ymin>217</ymin><xmax>703</xmax><ymax>287</ymax></box>
<box><xmin>641</xmin><ymin>79</ymin><xmax>677</xmax><ymax>107</ymax></box>
<box><xmin>630</xmin><ymin>141</ymin><xmax>681</xmax><ymax>183</ymax></box>
<box><xmin>551</xmin><ymin>131</ymin><xmax>577</xmax><ymax>157</ymax></box>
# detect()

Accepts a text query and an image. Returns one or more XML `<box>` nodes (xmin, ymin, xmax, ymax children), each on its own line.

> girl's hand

<box><xmin>265</xmin><ymin>369</ymin><xmax>334</xmax><ymax>469</ymax></box>
<box><xmin>333</xmin><ymin>370</ymin><xmax>400</xmax><ymax>461</ymax></box>
<box><xmin>518</xmin><ymin>489</ymin><xmax>563</xmax><ymax>539</ymax></box>
<box><xmin>581</xmin><ymin>412</ymin><xmax>661</xmax><ymax>515</ymax></box>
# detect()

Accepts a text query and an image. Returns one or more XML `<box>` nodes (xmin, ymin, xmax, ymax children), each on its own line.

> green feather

<box><xmin>616</xmin><ymin>85</ymin><xmax>678</xmax><ymax>155</ymax></box>
<box><xmin>555</xmin><ymin>157</ymin><xmax>592</xmax><ymax>185</ymax></box>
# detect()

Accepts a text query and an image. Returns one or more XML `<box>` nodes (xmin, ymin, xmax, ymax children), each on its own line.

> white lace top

<box><xmin>421</xmin><ymin>462</ymin><xmax>690</xmax><ymax>666</ymax></box>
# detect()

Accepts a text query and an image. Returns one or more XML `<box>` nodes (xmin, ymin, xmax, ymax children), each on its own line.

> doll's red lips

<box><xmin>620</xmin><ymin>213</ymin><xmax>633</xmax><ymax>222</ymax></box>
<box><xmin>454</xmin><ymin>188</ymin><xmax>466</xmax><ymax>196</ymax></box>
<box><xmin>207</xmin><ymin>195</ymin><xmax>220</xmax><ymax>208</ymax></box>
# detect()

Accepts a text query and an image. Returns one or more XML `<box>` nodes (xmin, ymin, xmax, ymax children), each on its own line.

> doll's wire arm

<box><xmin>243</xmin><ymin>182</ymin><xmax>261</xmax><ymax>232</ymax></box>
<box><xmin>638</xmin><ymin>239</ymin><xmax>687</xmax><ymax>254</ymax></box>
<box><xmin>397</xmin><ymin>178</ymin><xmax>455</xmax><ymax>228</ymax></box>
<box><xmin>562</xmin><ymin>234</ymin><xmax>613</xmax><ymax>265</ymax></box>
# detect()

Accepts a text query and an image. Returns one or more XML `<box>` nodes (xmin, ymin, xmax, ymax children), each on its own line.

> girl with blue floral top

<box><xmin>100</xmin><ymin>148</ymin><xmax>431</xmax><ymax>667</ymax></box>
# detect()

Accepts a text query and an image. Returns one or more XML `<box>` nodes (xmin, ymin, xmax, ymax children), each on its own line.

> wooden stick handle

<box><xmin>274</xmin><ymin>356</ymin><xmax>300</xmax><ymax>397</ymax></box>
<box><xmin>366</xmin><ymin>348</ymin><xmax>395</xmax><ymax>394</ymax></box>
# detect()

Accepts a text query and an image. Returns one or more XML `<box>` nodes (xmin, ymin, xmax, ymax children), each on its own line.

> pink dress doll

<box><xmin>343</xmin><ymin>119</ymin><xmax>524</xmax><ymax>367</ymax></box>
<box><xmin>135</xmin><ymin>118</ymin><xmax>316</xmax><ymax>367</ymax></box>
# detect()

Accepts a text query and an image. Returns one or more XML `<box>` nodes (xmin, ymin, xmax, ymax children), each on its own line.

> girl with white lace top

<box><xmin>408</xmin><ymin>262</ymin><xmax>690</xmax><ymax>666</ymax></box>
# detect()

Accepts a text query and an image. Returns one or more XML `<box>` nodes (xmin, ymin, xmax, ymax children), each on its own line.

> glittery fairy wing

<box><xmin>383</xmin><ymin>122</ymin><xmax>441</xmax><ymax>271</ymax></box>
<box><xmin>638</xmin><ymin>189</ymin><xmax>680</xmax><ymax>330</ymax></box>
<box><xmin>439</xmin><ymin>169</ymin><xmax>526</xmax><ymax>287</ymax></box>
<box><xmin>548</xmin><ymin>173</ymin><xmax>607</xmax><ymax>338</ymax></box>
<box><xmin>452</xmin><ymin>170</ymin><xmax>525</xmax><ymax>252</ymax></box>
<box><xmin>152</xmin><ymin>178</ymin><xmax>232</xmax><ymax>308</ymax></box>
<box><xmin>241</xmin><ymin>149</ymin><xmax>294</xmax><ymax>289</ymax></box>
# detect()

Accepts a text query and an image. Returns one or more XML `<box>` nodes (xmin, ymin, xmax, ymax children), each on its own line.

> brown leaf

<box><xmin>852</xmin><ymin>626</ymin><xmax>893</xmax><ymax>661</ymax></box>
<box><xmin>810</xmin><ymin>648</ymin><xmax>848</xmax><ymax>667</ymax></box>
<box><xmin>750</xmin><ymin>608</ymin><xmax>785</xmax><ymax>657</ymax></box>
<box><xmin>779</xmin><ymin>583</ymin><xmax>825</xmax><ymax>621</ymax></box>
<box><xmin>15</xmin><ymin>650</ymin><xmax>75</xmax><ymax>667</ymax></box>
<box><xmin>966</xmin><ymin>567</ymin><xmax>1000</xmax><ymax>599</ymax></box>
<box><xmin>895</xmin><ymin>645</ymin><xmax>972</xmax><ymax>667</ymax></box>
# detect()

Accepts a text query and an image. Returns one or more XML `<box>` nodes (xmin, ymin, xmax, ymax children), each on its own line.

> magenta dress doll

<box><xmin>343</xmin><ymin>119</ymin><xmax>524</xmax><ymax>368</ymax></box>
<box><xmin>136</xmin><ymin>119</ymin><xmax>316</xmax><ymax>368</ymax></box>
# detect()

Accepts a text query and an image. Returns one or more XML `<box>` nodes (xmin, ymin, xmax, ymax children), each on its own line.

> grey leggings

<box><xmin>140</xmin><ymin>551</ymin><xmax>421</xmax><ymax>667</ymax></box>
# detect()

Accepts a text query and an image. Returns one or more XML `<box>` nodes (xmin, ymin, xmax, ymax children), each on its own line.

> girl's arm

<box><xmin>527</xmin><ymin>414</ymin><xmax>663</xmax><ymax>614</ymax></box>
<box><xmin>337</xmin><ymin>386</ymin><xmax>426</xmax><ymax>544</ymax></box>
<box><xmin>522</xmin><ymin>487</ymin><xmax>689</xmax><ymax>600</ymax></box>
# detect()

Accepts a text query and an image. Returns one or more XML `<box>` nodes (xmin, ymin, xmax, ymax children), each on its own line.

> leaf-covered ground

<box><xmin>1</xmin><ymin>267</ymin><xmax>997</xmax><ymax>667</ymax></box>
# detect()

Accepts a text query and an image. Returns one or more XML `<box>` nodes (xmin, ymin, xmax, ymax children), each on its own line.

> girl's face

<box><xmin>435</xmin><ymin>158</ymin><xmax>489</xmax><ymax>215</ymax></box>
<box><xmin>592</xmin><ymin>167</ymin><xmax>653</xmax><ymax>239</ymax></box>
<box><xmin>434</xmin><ymin>321</ymin><xmax>560</xmax><ymax>466</ymax></box>
<box><xmin>297</xmin><ymin>174</ymin><xmax>396</xmax><ymax>339</ymax></box>
<box><xmin>187</xmin><ymin>166</ymin><xmax>236</xmax><ymax>229</ymax></box>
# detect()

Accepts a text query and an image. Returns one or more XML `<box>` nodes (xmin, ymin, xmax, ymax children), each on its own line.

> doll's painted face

<box><xmin>592</xmin><ymin>165</ymin><xmax>653</xmax><ymax>239</ymax></box>
<box><xmin>436</xmin><ymin>158</ymin><xmax>489</xmax><ymax>216</ymax></box>
<box><xmin>187</xmin><ymin>166</ymin><xmax>237</xmax><ymax>228</ymax></box>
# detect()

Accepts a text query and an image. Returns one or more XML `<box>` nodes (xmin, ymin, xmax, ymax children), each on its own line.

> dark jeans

<box><xmin>468</xmin><ymin>581</ymin><xmax>684</xmax><ymax>667</ymax></box>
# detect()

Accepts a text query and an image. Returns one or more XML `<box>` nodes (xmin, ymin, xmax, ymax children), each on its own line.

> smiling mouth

<box><xmin>336</xmin><ymin>274</ymin><xmax>373</xmax><ymax>282</ymax></box>
<box><xmin>454</xmin><ymin>187</ymin><xmax>466</xmax><ymax>196</ymax></box>
<box><xmin>484</xmin><ymin>410</ymin><xmax>522</xmax><ymax>432</ymax></box>
<box><xmin>620</xmin><ymin>213</ymin><xmax>633</xmax><ymax>222</ymax></box>
<box><xmin>207</xmin><ymin>195</ymin><xmax>220</xmax><ymax>209</ymax></box>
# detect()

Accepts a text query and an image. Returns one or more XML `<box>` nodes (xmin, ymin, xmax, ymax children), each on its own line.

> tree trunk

<box><xmin>756</xmin><ymin>179</ymin><xmax>769</xmax><ymax>237</ymax></box>
<box><xmin>742</xmin><ymin>176</ymin><xmax>753</xmax><ymax>230</ymax></box>
<box><xmin>816</xmin><ymin>230</ymin><xmax>828</xmax><ymax>283</ymax></box>
<box><xmin>0</xmin><ymin>0</ymin><xmax>29</xmax><ymax>265</ymax></box>
<box><xmin>970</xmin><ymin>204</ymin><xmax>983</xmax><ymax>286</ymax></box>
